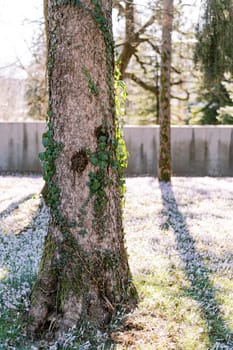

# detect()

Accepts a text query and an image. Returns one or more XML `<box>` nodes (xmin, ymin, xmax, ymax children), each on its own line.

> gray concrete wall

<box><xmin>0</xmin><ymin>123</ymin><xmax>232</xmax><ymax>176</ymax></box>
<box><xmin>0</xmin><ymin>122</ymin><xmax>46</xmax><ymax>173</ymax></box>
<box><xmin>125</xmin><ymin>126</ymin><xmax>233</xmax><ymax>176</ymax></box>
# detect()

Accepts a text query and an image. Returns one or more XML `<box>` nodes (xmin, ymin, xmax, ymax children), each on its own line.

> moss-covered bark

<box><xmin>28</xmin><ymin>0</ymin><xmax>137</xmax><ymax>338</ymax></box>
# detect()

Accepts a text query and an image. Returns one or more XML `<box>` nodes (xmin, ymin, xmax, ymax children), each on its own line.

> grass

<box><xmin>114</xmin><ymin>178</ymin><xmax>233</xmax><ymax>350</ymax></box>
<box><xmin>0</xmin><ymin>176</ymin><xmax>233</xmax><ymax>349</ymax></box>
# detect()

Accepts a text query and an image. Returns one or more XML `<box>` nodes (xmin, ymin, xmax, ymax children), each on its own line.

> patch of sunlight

<box><xmin>211</xmin><ymin>274</ymin><xmax>233</xmax><ymax>329</ymax></box>
<box><xmin>2</xmin><ymin>228</ymin><xmax>10</xmax><ymax>234</ymax></box>
<box><xmin>116</xmin><ymin>344</ymin><xmax>157</xmax><ymax>350</ymax></box>
<box><xmin>167</xmin><ymin>297</ymin><xmax>210</xmax><ymax>349</ymax></box>
<box><xmin>0</xmin><ymin>267</ymin><xmax>9</xmax><ymax>280</ymax></box>
<box><xmin>136</xmin><ymin>269</ymin><xmax>210</xmax><ymax>348</ymax></box>
<box><xmin>32</xmin><ymin>193</ymin><xmax>41</xmax><ymax>199</ymax></box>
<box><xmin>176</xmin><ymin>323</ymin><xmax>209</xmax><ymax>350</ymax></box>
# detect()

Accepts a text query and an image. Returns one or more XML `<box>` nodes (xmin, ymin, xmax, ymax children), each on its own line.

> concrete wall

<box><xmin>0</xmin><ymin>122</ymin><xmax>46</xmax><ymax>173</ymax></box>
<box><xmin>125</xmin><ymin>126</ymin><xmax>233</xmax><ymax>176</ymax></box>
<box><xmin>0</xmin><ymin>122</ymin><xmax>232</xmax><ymax>176</ymax></box>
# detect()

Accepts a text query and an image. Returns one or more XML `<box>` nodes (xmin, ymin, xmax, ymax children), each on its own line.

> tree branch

<box><xmin>124</xmin><ymin>72</ymin><xmax>158</xmax><ymax>94</ymax></box>
<box><xmin>171</xmin><ymin>91</ymin><xmax>190</xmax><ymax>101</ymax></box>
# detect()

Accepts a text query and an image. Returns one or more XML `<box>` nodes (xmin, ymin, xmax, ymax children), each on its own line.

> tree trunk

<box><xmin>28</xmin><ymin>0</ymin><xmax>137</xmax><ymax>338</ymax></box>
<box><xmin>158</xmin><ymin>0</ymin><xmax>173</xmax><ymax>182</ymax></box>
<box><xmin>119</xmin><ymin>0</ymin><xmax>135</xmax><ymax>79</ymax></box>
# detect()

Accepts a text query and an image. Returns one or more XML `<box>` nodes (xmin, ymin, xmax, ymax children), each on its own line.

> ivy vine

<box><xmin>37</xmin><ymin>0</ymin><xmax>130</xmax><ymax>318</ymax></box>
<box><xmin>40</xmin><ymin>0</ymin><xmax>127</xmax><ymax>240</ymax></box>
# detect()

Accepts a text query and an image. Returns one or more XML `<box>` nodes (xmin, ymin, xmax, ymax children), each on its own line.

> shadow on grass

<box><xmin>159</xmin><ymin>181</ymin><xmax>233</xmax><ymax>348</ymax></box>
<box><xmin>0</xmin><ymin>201</ymin><xmax>44</xmax><ymax>349</ymax></box>
<box><xmin>0</xmin><ymin>197</ymin><xmax>116</xmax><ymax>349</ymax></box>
<box><xmin>0</xmin><ymin>194</ymin><xmax>35</xmax><ymax>220</ymax></box>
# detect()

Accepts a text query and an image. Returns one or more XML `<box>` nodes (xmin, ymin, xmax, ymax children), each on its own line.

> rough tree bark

<box><xmin>28</xmin><ymin>0</ymin><xmax>137</xmax><ymax>338</ymax></box>
<box><xmin>158</xmin><ymin>0</ymin><xmax>173</xmax><ymax>182</ymax></box>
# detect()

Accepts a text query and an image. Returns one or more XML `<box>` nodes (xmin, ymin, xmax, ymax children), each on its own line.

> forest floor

<box><xmin>0</xmin><ymin>175</ymin><xmax>233</xmax><ymax>349</ymax></box>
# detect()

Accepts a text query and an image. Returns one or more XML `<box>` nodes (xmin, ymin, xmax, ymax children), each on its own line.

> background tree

<box><xmin>195</xmin><ymin>0</ymin><xmax>233</xmax><ymax>124</ymax></box>
<box><xmin>24</xmin><ymin>27</ymin><xmax>47</xmax><ymax>120</ymax></box>
<box><xmin>114</xmin><ymin>0</ymin><xmax>194</xmax><ymax>125</ymax></box>
<box><xmin>0</xmin><ymin>74</ymin><xmax>27</xmax><ymax>120</ymax></box>
<box><xmin>28</xmin><ymin>0</ymin><xmax>137</xmax><ymax>338</ymax></box>
<box><xmin>216</xmin><ymin>80</ymin><xmax>233</xmax><ymax>124</ymax></box>
<box><xmin>158</xmin><ymin>0</ymin><xmax>173</xmax><ymax>182</ymax></box>
<box><xmin>113</xmin><ymin>0</ymin><xmax>161</xmax><ymax>124</ymax></box>
<box><xmin>4</xmin><ymin>0</ymin><xmax>198</xmax><ymax>125</ymax></box>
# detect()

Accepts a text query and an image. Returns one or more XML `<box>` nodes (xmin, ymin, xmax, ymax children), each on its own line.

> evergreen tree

<box><xmin>195</xmin><ymin>0</ymin><xmax>233</xmax><ymax>124</ymax></box>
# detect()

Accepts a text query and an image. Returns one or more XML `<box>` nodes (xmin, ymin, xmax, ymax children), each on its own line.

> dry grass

<box><xmin>112</xmin><ymin>177</ymin><xmax>233</xmax><ymax>350</ymax></box>
<box><xmin>1</xmin><ymin>176</ymin><xmax>233</xmax><ymax>349</ymax></box>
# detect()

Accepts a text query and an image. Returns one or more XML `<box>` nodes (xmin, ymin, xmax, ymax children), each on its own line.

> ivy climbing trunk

<box><xmin>158</xmin><ymin>0</ymin><xmax>173</xmax><ymax>182</ymax></box>
<box><xmin>28</xmin><ymin>0</ymin><xmax>137</xmax><ymax>338</ymax></box>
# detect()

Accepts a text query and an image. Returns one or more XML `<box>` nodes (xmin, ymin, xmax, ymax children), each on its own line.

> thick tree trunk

<box><xmin>28</xmin><ymin>0</ymin><xmax>137</xmax><ymax>338</ymax></box>
<box><xmin>158</xmin><ymin>0</ymin><xmax>173</xmax><ymax>182</ymax></box>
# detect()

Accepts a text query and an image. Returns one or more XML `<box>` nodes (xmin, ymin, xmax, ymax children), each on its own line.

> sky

<box><xmin>0</xmin><ymin>0</ymin><xmax>43</xmax><ymax>74</ymax></box>
<box><xmin>0</xmin><ymin>0</ymin><xmax>201</xmax><ymax>77</ymax></box>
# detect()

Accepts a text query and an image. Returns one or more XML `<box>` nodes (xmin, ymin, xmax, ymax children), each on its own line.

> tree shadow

<box><xmin>159</xmin><ymin>181</ymin><xmax>233</xmax><ymax>348</ymax></box>
<box><xmin>0</xmin><ymin>194</ymin><xmax>35</xmax><ymax>220</ymax></box>
<box><xmin>0</xmin><ymin>197</ymin><xmax>50</xmax><ymax>349</ymax></box>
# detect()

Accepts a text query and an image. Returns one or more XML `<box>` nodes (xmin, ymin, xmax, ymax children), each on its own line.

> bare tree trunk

<box><xmin>158</xmin><ymin>0</ymin><xmax>173</xmax><ymax>181</ymax></box>
<box><xmin>119</xmin><ymin>0</ymin><xmax>135</xmax><ymax>79</ymax></box>
<box><xmin>28</xmin><ymin>0</ymin><xmax>137</xmax><ymax>338</ymax></box>
<box><xmin>155</xmin><ymin>58</ymin><xmax>160</xmax><ymax>125</ymax></box>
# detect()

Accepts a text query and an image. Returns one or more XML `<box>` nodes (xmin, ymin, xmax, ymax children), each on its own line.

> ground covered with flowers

<box><xmin>0</xmin><ymin>175</ymin><xmax>233</xmax><ymax>349</ymax></box>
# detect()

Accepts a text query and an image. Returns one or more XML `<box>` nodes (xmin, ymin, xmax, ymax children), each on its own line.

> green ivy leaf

<box><xmin>79</xmin><ymin>229</ymin><xmax>87</xmax><ymax>236</ymax></box>
<box><xmin>90</xmin><ymin>155</ymin><xmax>99</xmax><ymax>166</ymax></box>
